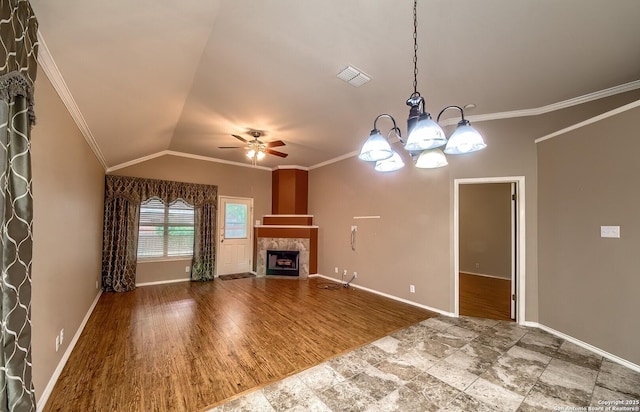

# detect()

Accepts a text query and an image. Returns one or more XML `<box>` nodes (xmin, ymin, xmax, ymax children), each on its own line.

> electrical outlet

<box><xmin>410</xmin><ymin>285</ymin><xmax>415</xmax><ymax>293</ymax></box>
<box><xmin>475</xmin><ymin>263</ymin><xmax>480</xmax><ymax>269</ymax></box>
<box><xmin>353</xmin><ymin>272</ymin><xmax>357</xmax><ymax>278</ymax></box>
<box><xmin>185</xmin><ymin>266</ymin><xmax>190</xmax><ymax>273</ymax></box>
<box><xmin>55</xmin><ymin>336</ymin><xmax>60</xmax><ymax>352</ymax></box>
<box><xmin>343</xmin><ymin>269</ymin><xmax>347</xmax><ymax>276</ymax></box>
<box><xmin>334</xmin><ymin>267</ymin><xmax>338</xmax><ymax>274</ymax></box>
<box><xmin>60</xmin><ymin>329</ymin><xmax>64</xmax><ymax>344</ymax></box>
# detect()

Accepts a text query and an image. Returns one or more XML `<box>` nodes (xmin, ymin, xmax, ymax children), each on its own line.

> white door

<box><xmin>217</xmin><ymin>196</ymin><xmax>253</xmax><ymax>275</ymax></box>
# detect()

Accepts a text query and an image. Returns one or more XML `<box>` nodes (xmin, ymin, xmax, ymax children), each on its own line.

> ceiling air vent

<box><xmin>337</xmin><ymin>65</ymin><xmax>371</xmax><ymax>87</ymax></box>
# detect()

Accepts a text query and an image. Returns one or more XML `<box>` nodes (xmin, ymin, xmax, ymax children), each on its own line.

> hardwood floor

<box><xmin>459</xmin><ymin>272</ymin><xmax>512</xmax><ymax>321</ymax></box>
<box><xmin>42</xmin><ymin>277</ymin><xmax>435</xmax><ymax>411</ymax></box>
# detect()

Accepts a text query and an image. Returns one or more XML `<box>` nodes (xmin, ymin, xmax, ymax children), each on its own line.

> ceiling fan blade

<box><xmin>218</xmin><ymin>146</ymin><xmax>242</xmax><ymax>149</ymax></box>
<box><xmin>266</xmin><ymin>140</ymin><xmax>286</xmax><ymax>148</ymax></box>
<box><xmin>232</xmin><ymin>134</ymin><xmax>248</xmax><ymax>143</ymax></box>
<box><xmin>266</xmin><ymin>149</ymin><xmax>288</xmax><ymax>158</ymax></box>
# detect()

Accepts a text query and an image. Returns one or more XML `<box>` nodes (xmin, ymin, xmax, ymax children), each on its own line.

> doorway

<box><xmin>217</xmin><ymin>196</ymin><xmax>254</xmax><ymax>276</ymax></box>
<box><xmin>453</xmin><ymin>177</ymin><xmax>526</xmax><ymax>324</ymax></box>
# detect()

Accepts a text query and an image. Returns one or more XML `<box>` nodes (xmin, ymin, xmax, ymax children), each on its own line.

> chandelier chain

<box><xmin>412</xmin><ymin>0</ymin><xmax>418</xmax><ymax>95</ymax></box>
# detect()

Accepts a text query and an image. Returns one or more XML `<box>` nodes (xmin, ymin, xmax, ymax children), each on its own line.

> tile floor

<box><xmin>208</xmin><ymin>315</ymin><xmax>640</xmax><ymax>412</ymax></box>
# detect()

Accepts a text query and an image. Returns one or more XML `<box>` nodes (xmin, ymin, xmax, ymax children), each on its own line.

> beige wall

<box><xmin>136</xmin><ymin>259</ymin><xmax>191</xmax><ymax>285</ymax></box>
<box><xmin>310</xmin><ymin>157</ymin><xmax>452</xmax><ymax>310</ymax></box>
<box><xmin>309</xmin><ymin>114</ymin><xmax>540</xmax><ymax>318</ymax></box>
<box><xmin>31</xmin><ymin>74</ymin><xmax>105</xmax><ymax>402</ymax></box>
<box><xmin>459</xmin><ymin>183</ymin><xmax>512</xmax><ymax>279</ymax></box>
<box><xmin>110</xmin><ymin>155</ymin><xmax>272</xmax><ymax>282</ymax></box>
<box><xmin>538</xmin><ymin>105</ymin><xmax>640</xmax><ymax>365</ymax></box>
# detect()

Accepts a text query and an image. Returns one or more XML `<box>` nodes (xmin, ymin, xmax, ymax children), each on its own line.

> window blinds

<box><xmin>137</xmin><ymin>198</ymin><xmax>195</xmax><ymax>259</ymax></box>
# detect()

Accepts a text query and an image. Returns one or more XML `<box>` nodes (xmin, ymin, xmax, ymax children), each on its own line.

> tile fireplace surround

<box><xmin>254</xmin><ymin>215</ymin><xmax>318</xmax><ymax>279</ymax></box>
<box><xmin>257</xmin><ymin>238</ymin><xmax>310</xmax><ymax>278</ymax></box>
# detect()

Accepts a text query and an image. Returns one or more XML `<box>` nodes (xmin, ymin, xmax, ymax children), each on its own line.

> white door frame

<box><xmin>216</xmin><ymin>196</ymin><xmax>254</xmax><ymax>276</ymax></box>
<box><xmin>510</xmin><ymin>182</ymin><xmax>517</xmax><ymax>319</ymax></box>
<box><xmin>453</xmin><ymin>176</ymin><xmax>526</xmax><ymax>325</ymax></box>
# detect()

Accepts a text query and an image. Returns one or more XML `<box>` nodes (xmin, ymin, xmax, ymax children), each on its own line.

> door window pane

<box><xmin>225</xmin><ymin>203</ymin><xmax>247</xmax><ymax>239</ymax></box>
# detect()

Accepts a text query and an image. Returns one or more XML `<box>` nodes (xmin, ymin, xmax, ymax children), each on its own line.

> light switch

<box><xmin>600</xmin><ymin>226</ymin><xmax>620</xmax><ymax>238</ymax></box>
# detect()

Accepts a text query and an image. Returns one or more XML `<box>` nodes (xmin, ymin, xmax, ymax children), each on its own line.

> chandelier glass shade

<box><xmin>404</xmin><ymin>113</ymin><xmax>447</xmax><ymax>151</ymax></box>
<box><xmin>415</xmin><ymin>148</ymin><xmax>448</xmax><ymax>168</ymax></box>
<box><xmin>443</xmin><ymin>120</ymin><xmax>487</xmax><ymax>154</ymax></box>
<box><xmin>375</xmin><ymin>151</ymin><xmax>405</xmax><ymax>172</ymax></box>
<box><xmin>358</xmin><ymin>130</ymin><xmax>393</xmax><ymax>162</ymax></box>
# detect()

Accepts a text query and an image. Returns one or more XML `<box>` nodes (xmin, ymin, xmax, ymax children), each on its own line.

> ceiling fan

<box><xmin>219</xmin><ymin>130</ymin><xmax>288</xmax><ymax>163</ymax></box>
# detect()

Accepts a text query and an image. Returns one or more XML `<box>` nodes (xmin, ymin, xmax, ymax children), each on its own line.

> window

<box><xmin>137</xmin><ymin>198</ymin><xmax>195</xmax><ymax>260</ymax></box>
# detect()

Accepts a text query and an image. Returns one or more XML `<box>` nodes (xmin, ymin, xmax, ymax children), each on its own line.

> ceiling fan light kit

<box><xmin>359</xmin><ymin>0</ymin><xmax>486</xmax><ymax>172</ymax></box>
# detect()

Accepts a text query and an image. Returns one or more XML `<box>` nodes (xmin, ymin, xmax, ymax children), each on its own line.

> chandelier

<box><xmin>358</xmin><ymin>0</ymin><xmax>486</xmax><ymax>172</ymax></box>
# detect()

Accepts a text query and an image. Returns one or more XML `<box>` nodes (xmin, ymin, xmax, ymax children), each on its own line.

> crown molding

<box><xmin>36</xmin><ymin>31</ymin><xmax>109</xmax><ymax>171</ymax></box>
<box><xmin>456</xmin><ymin>80</ymin><xmax>640</xmax><ymax>126</ymax></box>
<box><xmin>535</xmin><ymin>99</ymin><xmax>640</xmax><ymax>144</ymax></box>
<box><xmin>106</xmin><ymin>150</ymin><xmax>272</xmax><ymax>173</ymax></box>
<box><xmin>309</xmin><ymin>150</ymin><xmax>360</xmax><ymax>170</ymax></box>
<box><xmin>272</xmin><ymin>165</ymin><xmax>309</xmax><ymax>171</ymax></box>
<box><xmin>164</xmin><ymin>150</ymin><xmax>272</xmax><ymax>171</ymax></box>
<box><xmin>106</xmin><ymin>151</ymin><xmax>169</xmax><ymax>173</ymax></box>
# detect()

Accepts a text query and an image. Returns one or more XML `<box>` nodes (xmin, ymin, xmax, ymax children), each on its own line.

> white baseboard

<box><xmin>311</xmin><ymin>274</ymin><xmax>454</xmax><ymax>317</ymax></box>
<box><xmin>37</xmin><ymin>289</ymin><xmax>103</xmax><ymax>412</ymax></box>
<box><xmin>535</xmin><ymin>323</ymin><xmax>640</xmax><ymax>373</ymax></box>
<box><xmin>521</xmin><ymin>321</ymin><xmax>539</xmax><ymax>328</ymax></box>
<box><xmin>136</xmin><ymin>278</ymin><xmax>190</xmax><ymax>287</ymax></box>
<box><xmin>460</xmin><ymin>271</ymin><xmax>511</xmax><ymax>280</ymax></box>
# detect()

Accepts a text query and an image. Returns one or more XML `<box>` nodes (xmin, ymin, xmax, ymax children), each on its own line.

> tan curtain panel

<box><xmin>102</xmin><ymin>175</ymin><xmax>218</xmax><ymax>291</ymax></box>
<box><xmin>0</xmin><ymin>0</ymin><xmax>38</xmax><ymax>410</ymax></box>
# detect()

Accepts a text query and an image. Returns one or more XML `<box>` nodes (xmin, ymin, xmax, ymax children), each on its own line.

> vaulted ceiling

<box><xmin>30</xmin><ymin>0</ymin><xmax>640</xmax><ymax>170</ymax></box>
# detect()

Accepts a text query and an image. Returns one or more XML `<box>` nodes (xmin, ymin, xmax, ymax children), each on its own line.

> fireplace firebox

<box><xmin>266</xmin><ymin>250</ymin><xmax>300</xmax><ymax>276</ymax></box>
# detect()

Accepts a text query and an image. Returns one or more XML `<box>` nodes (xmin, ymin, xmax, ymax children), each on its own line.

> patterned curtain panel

<box><xmin>101</xmin><ymin>197</ymin><xmax>139</xmax><ymax>292</ymax></box>
<box><xmin>102</xmin><ymin>176</ymin><xmax>218</xmax><ymax>291</ymax></box>
<box><xmin>192</xmin><ymin>203</ymin><xmax>216</xmax><ymax>281</ymax></box>
<box><xmin>0</xmin><ymin>0</ymin><xmax>38</xmax><ymax>410</ymax></box>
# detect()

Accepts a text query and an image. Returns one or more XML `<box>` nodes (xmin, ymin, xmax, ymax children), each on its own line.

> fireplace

<box><xmin>266</xmin><ymin>250</ymin><xmax>300</xmax><ymax>276</ymax></box>
<box><xmin>254</xmin><ymin>210</ymin><xmax>317</xmax><ymax>278</ymax></box>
